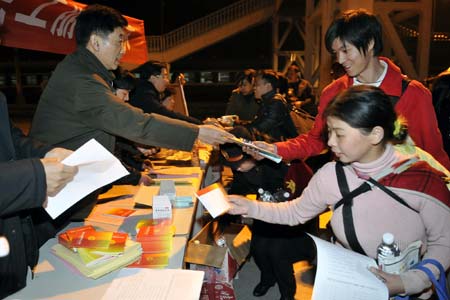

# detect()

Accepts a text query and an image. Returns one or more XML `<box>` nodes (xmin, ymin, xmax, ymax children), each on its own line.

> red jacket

<box><xmin>276</xmin><ymin>57</ymin><xmax>450</xmax><ymax>169</ymax></box>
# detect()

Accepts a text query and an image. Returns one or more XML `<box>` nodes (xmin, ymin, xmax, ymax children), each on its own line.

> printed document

<box><xmin>309</xmin><ymin>234</ymin><xmax>388</xmax><ymax>300</ymax></box>
<box><xmin>101</xmin><ymin>268</ymin><xmax>204</xmax><ymax>300</ymax></box>
<box><xmin>45</xmin><ymin>139</ymin><xmax>129</xmax><ymax>219</ymax></box>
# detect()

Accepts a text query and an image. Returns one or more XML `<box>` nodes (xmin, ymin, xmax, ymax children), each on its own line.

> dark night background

<box><xmin>1</xmin><ymin>0</ymin><xmax>450</xmax><ymax>119</ymax></box>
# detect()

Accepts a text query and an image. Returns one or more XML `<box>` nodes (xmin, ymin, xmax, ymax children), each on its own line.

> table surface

<box><xmin>6</xmin><ymin>166</ymin><xmax>206</xmax><ymax>300</ymax></box>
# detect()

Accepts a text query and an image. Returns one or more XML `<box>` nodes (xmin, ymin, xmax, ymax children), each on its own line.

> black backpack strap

<box><xmin>390</xmin><ymin>77</ymin><xmax>411</xmax><ymax>107</ymax></box>
<box><xmin>335</xmin><ymin>162</ymin><xmax>371</xmax><ymax>255</ymax></box>
<box><xmin>366</xmin><ymin>178</ymin><xmax>419</xmax><ymax>214</ymax></box>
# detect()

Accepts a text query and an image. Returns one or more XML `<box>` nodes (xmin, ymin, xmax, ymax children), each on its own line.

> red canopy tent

<box><xmin>0</xmin><ymin>0</ymin><xmax>148</xmax><ymax>65</ymax></box>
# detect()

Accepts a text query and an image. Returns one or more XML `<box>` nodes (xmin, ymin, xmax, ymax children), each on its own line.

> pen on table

<box><xmin>151</xmin><ymin>180</ymin><xmax>192</xmax><ymax>186</ymax></box>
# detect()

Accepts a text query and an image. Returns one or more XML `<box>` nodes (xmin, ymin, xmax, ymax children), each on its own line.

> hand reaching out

<box><xmin>138</xmin><ymin>174</ymin><xmax>154</xmax><ymax>186</ymax></box>
<box><xmin>198</xmin><ymin>124</ymin><xmax>234</xmax><ymax>146</ymax></box>
<box><xmin>227</xmin><ymin>195</ymin><xmax>252</xmax><ymax>215</ymax></box>
<box><xmin>243</xmin><ymin>141</ymin><xmax>277</xmax><ymax>161</ymax></box>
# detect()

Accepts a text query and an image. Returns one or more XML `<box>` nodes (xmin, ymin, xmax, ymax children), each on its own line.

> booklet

<box><xmin>227</xmin><ymin>136</ymin><xmax>283</xmax><ymax>163</ymax></box>
<box><xmin>308</xmin><ymin>234</ymin><xmax>388</xmax><ymax>300</ymax></box>
<box><xmin>195</xmin><ymin>183</ymin><xmax>231</xmax><ymax>218</ymax></box>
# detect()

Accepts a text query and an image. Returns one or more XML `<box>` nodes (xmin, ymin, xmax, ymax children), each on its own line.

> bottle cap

<box><xmin>382</xmin><ymin>232</ymin><xmax>394</xmax><ymax>245</ymax></box>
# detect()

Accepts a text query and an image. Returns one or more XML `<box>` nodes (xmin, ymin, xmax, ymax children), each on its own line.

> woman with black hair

<box><xmin>228</xmin><ymin>85</ymin><xmax>450</xmax><ymax>299</ymax></box>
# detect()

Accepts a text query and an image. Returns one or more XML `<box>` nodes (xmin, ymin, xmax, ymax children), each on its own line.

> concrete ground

<box><xmin>233</xmin><ymin>258</ymin><xmax>315</xmax><ymax>300</ymax></box>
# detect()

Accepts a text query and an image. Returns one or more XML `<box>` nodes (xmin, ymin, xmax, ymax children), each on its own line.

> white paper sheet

<box><xmin>309</xmin><ymin>234</ymin><xmax>388</xmax><ymax>300</ymax></box>
<box><xmin>101</xmin><ymin>268</ymin><xmax>204</xmax><ymax>300</ymax></box>
<box><xmin>195</xmin><ymin>183</ymin><xmax>230</xmax><ymax>218</ymax></box>
<box><xmin>45</xmin><ymin>139</ymin><xmax>129</xmax><ymax>219</ymax></box>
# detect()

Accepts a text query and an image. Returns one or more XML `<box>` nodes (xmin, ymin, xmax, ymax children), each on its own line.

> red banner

<box><xmin>0</xmin><ymin>0</ymin><xmax>148</xmax><ymax>65</ymax></box>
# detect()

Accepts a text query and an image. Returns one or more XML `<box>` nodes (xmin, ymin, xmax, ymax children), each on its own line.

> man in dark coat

<box><xmin>247</xmin><ymin>70</ymin><xmax>298</xmax><ymax>142</ymax></box>
<box><xmin>130</xmin><ymin>60</ymin><xmax>202</xmax><ymax>125</ymax></box>
<box><xmin>30</xmin><ymin>5</ymin><xmax>232</xmax><ymax>222</ymax></box>
<box><xmin>0</xmin><ymin>92</ymin><xmax>77</xmax><ymax>298</ymax></box>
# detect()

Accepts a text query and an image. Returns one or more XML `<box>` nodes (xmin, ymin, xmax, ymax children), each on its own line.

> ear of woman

<box><xmin>370</xmin><ymin>126</ymin><xmax>384</xmax><ymax>145</ymax></box>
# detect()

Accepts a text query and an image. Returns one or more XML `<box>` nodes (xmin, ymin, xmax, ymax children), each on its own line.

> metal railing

<box><xmin>147</xmin><ymin>0</ymin><xmax>274</xmax><ymax>52</ymax></box>
<box><xmin>396</xmin><ymin>24</ymin><xmax>450</xmax><ymax>42</ymax></box>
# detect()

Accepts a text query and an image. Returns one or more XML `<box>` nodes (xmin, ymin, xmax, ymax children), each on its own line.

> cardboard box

<box><xmin>185</xmin><ymin>221</ymin><xmax>251</xmax><ymax>284</ymax></box>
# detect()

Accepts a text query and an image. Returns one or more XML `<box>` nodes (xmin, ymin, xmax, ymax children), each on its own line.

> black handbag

<box><xmin>289</xmin><ymin>107</ymin><xmax>315</xmax><ymax>135</ymax></box>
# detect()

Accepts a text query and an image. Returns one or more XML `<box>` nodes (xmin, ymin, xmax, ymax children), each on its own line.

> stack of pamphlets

<box><xmin>52</xmin><ymin>225</ymin><xmax>142</xmax><ymax>279</ymax></box>
<box><xmin>127</xmin><ymin>219</ymin><xmax>175</xmax><ymax>268</ymax></box>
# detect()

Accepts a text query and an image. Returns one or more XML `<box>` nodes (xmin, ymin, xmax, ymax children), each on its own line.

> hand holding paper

<box><xmin>195</xmin><ymin>183</ymin><xmax>231</xmax><ymax>218</ymax></box>
<box><xmin>45</xmin><ymin>139</ymin><xmax>129</xmax><ymax>219</ymax></box>
<box><xmin>308</xmin><ymin>234</ymin><xmax>388</xmax><ymax>300</ymax></box>
<box><xmin>227</xmin><ymin>137</ymin><xmax>282</xmax><ymax>163</ymax></box>
<box><xmin>41</xmin><ymin>158</ymin><xmax>78</xmax><ymax>197</ymax></box>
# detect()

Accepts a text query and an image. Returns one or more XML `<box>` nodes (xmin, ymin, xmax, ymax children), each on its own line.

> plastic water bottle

<box><xmin>377</xmin><ymin>232</ymin><xmax>401</xmax><ymax>271</ymax></box>
<box><xmin>273</xmin><ymin>188</ymin><xmax>290</xmax><ymax>202</ymax></box>
<box><xmin>258</xmin><ymin>188</ymin><xmax>274</xmax><ymax>202</ymax></box>
<box><xmin>215</xmin><ymin>235</ymin><xmax>227</xmax><ymax>247</ymax></box>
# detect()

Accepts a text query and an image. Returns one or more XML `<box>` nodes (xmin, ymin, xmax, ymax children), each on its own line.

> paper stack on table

<box><xmin>127</xmin><ymin>219</ymin><xmax>174</xmax><ymax>269</ymax></box>
<box><xmin>52</xmin><ymin>225</ymin><xmax>142</xmax><ymax>279</ymax></box>
<box><xmin>101</xmin><ymin>268</ymin><xmax>204</xmax><ymax>300</ymax></box>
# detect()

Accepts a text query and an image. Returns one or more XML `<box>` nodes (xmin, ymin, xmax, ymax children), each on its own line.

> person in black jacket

<box><xmin>220</xmin><ymin>126</ymin><xmax>315</xmax><ymax>300</ymax></box>
<box><xmin>432</xmin><ymin>70</ymin><xmax>450</xmax><ymax>157</ymax></box>
<box><xmin>0</xmin><ymin>92</ymin><xmax>77</xmax><ymax>298</ymax></box>
<box><xmin>129</xmin><ymin>61</ymin><xmax>202</xmax><ymax>125</ymax></box>
<box><xmin>247</xmin><ymin>70</ymin><xmax>298</xmax><ymax>142</ymax></box>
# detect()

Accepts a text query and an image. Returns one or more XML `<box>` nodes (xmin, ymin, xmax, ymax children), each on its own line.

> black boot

<box><xmin>252</xmin><ymin>282</ymin><xmax>275</xmax><ymax>297</ymax></box>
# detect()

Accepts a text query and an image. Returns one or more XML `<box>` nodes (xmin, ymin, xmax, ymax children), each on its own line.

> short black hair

<box><xmin>325</xmin><ymin>9</ymin><xmax>383</xmax><ymax>56</ymax></box>
<box><xmin>75</xmin><ymin>4</ymin><xmax>127</xmax><ymax>47</ymax></box>
<box><xmin>287</xmin><ymin>64</ymin><xmax>300</xmax><ymax>73</ymax></box>
<box><xmin>256</xmin><ymin>69</ymin><xmax>279</xmax><ymax>90</ymax></box>
<box><xmin>324</xmin><ymin>85</ymin><xmax>406</xmax><ymax>143</ymax></box>
<box><xmin>113</xmin><ymin>69</ymin><xmax>136</xmax><ymax>91</ymax></box>
<box><xmin>234</xmin><ymin>69</ymin><xmax>256</xmax><ymax>87</ymax></box>
<box><xmin>132</xmin><ymin>60</ymin><xmax>167</xmax><ymax>80</ymax></box>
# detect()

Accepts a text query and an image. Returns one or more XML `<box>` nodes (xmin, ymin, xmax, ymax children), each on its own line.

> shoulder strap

<box><xmin>335</xmin><ymin>162</ymin><xmax>370</xmax><ymax>255</ymax></box>
<box><xmin>366</xmin><ymin>178</ymin><xmax>419</xmax><ymax>214</ymax></box>
<box><xmin>334</xmin><ymin>160</ymin><xmax>419</xmax><ymax>256</ymax></box>
<box><xmin>390</xmin><ymin>78</ymin><xmax>411</xmax><ymax>107</ymax></box>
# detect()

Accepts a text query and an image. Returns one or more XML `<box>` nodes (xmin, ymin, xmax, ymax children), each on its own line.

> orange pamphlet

<box><xmin>127</xmin><ymin>253</ymin><xmax>169</xmax><ymax>268</ymax></box>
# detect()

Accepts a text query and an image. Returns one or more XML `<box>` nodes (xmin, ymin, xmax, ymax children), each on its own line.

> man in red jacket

<box><xmin>249</xmin><ymin>9</ymin><xmax>450</xmax><ymax>169</ymax></box>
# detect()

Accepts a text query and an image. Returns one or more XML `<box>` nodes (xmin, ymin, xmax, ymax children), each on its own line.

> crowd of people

<box><xmin>0</xmin><ymin>4</ymin><xmax>233</xmax><ymax>298</ymax></box>
<box><xmin>1</xmin><ymin>4</ymin><xmax>449</xmax><ymax>300</ymax></box>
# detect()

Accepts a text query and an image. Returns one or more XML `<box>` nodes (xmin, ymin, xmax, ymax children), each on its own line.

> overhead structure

<box><xmin>272</xmin><ymin>0</ymin><xmax>433</xmax><ymax>93</ymax></box>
